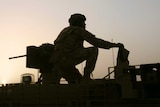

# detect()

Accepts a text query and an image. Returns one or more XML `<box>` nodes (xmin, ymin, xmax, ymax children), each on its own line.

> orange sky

<box><xmin>0</xmin><ymin>0</ymin><xmax>160</xmax><ymax>84</ymax></box>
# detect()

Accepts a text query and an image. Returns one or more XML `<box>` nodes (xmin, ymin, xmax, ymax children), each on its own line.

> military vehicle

<box><xmin>0</xmin><ymin>43</ymin><xmax>160</xmax><ymax>107</ymax></box>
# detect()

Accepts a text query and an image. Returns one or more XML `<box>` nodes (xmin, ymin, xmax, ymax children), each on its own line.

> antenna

<box><xmin>111</xmin><ymin>39</ymin><xmax>115</xmax><ymax>67</ymax></box>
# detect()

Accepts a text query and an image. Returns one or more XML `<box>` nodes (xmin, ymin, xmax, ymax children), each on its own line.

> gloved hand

<box><xmin>116</xmin><ymin>43</ymin><xmax>124</xmax><ymax>48</ymax></box>
<box><xmin>112</xmin><ymin>43</ymin><xmax>124</xmax><ymax>48</ymax></box>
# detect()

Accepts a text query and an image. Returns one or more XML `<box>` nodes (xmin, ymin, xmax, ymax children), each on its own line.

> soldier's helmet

<box><xmin>69</xmin><ymin>13</ymin><xmax>86</xmax><ymax>26</ymax></box>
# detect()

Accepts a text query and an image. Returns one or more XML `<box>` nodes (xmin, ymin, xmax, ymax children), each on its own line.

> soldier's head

<box><xmin>69</xmin><ymin>13</ymin><xmax>86</xmax><ymax>29</ymax></box>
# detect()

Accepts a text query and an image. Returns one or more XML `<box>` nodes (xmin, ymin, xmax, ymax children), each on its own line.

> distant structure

<box><xmin>21</xmin><ymin>73</ymin><xmax>35</xmax><ymax>84</ymax></box>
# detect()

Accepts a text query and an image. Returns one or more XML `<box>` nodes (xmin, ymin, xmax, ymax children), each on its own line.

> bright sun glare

<box><xmin>2</xmin><ymin>80</ymin><xmax>6</xmax><ymax>85</ymax></box>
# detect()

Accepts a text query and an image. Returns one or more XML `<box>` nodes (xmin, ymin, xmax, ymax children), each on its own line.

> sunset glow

<box><xmin>0</xmin><ymin>0</ymin><xmax>160</xmax><ymax>84</ymax></box>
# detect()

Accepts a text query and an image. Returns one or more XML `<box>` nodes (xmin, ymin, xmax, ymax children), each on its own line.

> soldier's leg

<box><xmin>62</xmin><ymin>67</ymin><xmax>82</xmax><ymax>84</ymax></box>
<box><xmin>54</xmin><ymin>47</ymin><xmax>98</xmax><ymax>83</ymax></box>
<box><xmin>84</xmin><ymin>47</ymin><xmax>98</xmax><ymax>79</ymax></box>
<box><xmin>73</xmin><ymin>47</ymin><xmax>98</xmax><ymax>79</ymax></box>
<box><xmin>54</xmin><ymin>56</ymin><xmax>82</xmax><ymax>84</ymax></box>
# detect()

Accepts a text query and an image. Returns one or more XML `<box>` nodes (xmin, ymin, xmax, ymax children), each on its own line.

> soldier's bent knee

<box><xmin>92</xmin><ymin>47</ymin><xmax>98</xmax><ymax>55</ymax></box>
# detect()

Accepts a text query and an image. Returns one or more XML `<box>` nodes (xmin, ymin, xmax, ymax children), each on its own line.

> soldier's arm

<box><xmin>82</xmin><ymin>29</ymin><xmax>122</xmax><ymax>49</ymax></box>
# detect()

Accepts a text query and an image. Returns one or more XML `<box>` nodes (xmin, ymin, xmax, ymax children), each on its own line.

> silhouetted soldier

<box><xmin>52</xmin><ymin>13</ymin><xmax>123</xmax><ymax>84</ymax></box>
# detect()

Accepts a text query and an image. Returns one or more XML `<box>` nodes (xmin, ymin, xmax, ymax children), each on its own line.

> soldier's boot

<box><xmin>83</xmin><ymin>47</ymin><xmax>98</xmax><ymax>80</ymax></box>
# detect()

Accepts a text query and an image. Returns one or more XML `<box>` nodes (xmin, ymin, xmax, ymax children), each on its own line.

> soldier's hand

<box><xmin>116</xmin><ymin>43</ymin><xmax>124</xmax><ymax>48</ymax></box>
